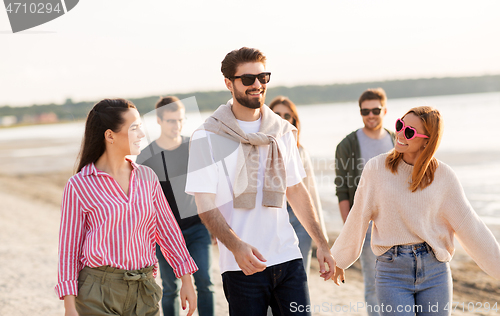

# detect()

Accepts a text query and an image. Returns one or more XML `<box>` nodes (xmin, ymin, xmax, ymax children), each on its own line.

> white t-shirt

<box><xmin>185</xmin><ymin>117</ymin><xmax>306</xmax><ymax>273</ymax></box>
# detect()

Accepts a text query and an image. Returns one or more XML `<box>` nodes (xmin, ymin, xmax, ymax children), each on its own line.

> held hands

<box><xmin>233</xmin><ymin>241</ymin><xmax>267</xmax><ymax>275</ymax></box>
<box><xmin>180</xmin><ymin>274</ymin><xmax>197</xmax><ymax>316</ymax></box>
<box><xmin>330</xmin><ymin>266</ymin><xmax>346</xmax><ymax>286</ymax></box>
<box><xmin>316</xmin><ymin>246</ymin><xmax>336</xmax><ymax>280</ymax></box>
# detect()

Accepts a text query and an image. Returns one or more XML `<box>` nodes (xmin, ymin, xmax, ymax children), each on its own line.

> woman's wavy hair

<box><xmin>268</xmin><ymin>96</ymin><xmax>301</xmax><ymax>148</ymax></box>
<box><xmin>385</xmin><ymin>106</ymin><xmax>443</xmax><ymax>192</ymax></box>
<box><xmin>75</xmin><ymin>98</ymin><xmax>136</xmax><ymax>173</ymax></box>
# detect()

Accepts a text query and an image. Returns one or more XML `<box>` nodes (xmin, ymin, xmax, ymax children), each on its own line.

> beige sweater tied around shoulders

<box><xmin>199</xmin><ymin>99</ymin><xmax>296</xmax><ymax>209</ymax></box>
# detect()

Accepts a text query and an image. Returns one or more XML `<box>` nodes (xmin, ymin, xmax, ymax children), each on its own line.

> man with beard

<box><xmin>185</xmin><ymin>47</ymin><xmax>335</xmax><ymax>316</ymax></box>
<box><xmin>334</xmin><ymin>88</ymin><xmax>395</xmax><ymax>316</ymax></box>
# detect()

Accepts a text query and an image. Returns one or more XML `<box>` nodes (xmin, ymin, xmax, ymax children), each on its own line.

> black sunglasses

<box><xmin>360</xmin><ymin>107</ymin><xmax>382</xmax><ymax>116</ymax></box>
<box><xmin>274</xmin><ymin>112</ymin><xmax>292</xmax><ymax>121</ymax></box>
<box><xmin>230</xmin><ymin>72</ymin><xmax>271</xmax><ymax>86</ymax></box>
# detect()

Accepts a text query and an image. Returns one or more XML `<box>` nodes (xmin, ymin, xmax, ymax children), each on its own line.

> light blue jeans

<box><xmin>360</xmin><ymin>222</ymin><xmax>380</xmax><ymax>316</ymax></box>
<box><xmin>375</xmin><ymin>242</ymin><xmax>452</xmax><ymax>316</ymax></box>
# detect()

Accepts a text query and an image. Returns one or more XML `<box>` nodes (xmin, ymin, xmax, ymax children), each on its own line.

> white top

<box><xmin>356</xmin><ymin>128</ymin><xmax>393</xmax><ymax>168</ymax></box>
<box><xmin>186</xmin><ymin>118</ymin><xmax>306</xmax><ymax>273</ymax></box>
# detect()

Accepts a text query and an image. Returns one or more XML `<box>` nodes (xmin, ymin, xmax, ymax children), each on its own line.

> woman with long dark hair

<box><xmin>269</xmin><ymin>96</ymin><xmax>328</xmax><ymax>275</ymax></box>
<box><xmin>330</xmin><ymin>106</ymin><xmax>500</xmax><ymax>315</ymax></box>
<box><xmin>55</xmin><ymin>99</ymin><xmax>198</xmax><ymax>316</ymax></box>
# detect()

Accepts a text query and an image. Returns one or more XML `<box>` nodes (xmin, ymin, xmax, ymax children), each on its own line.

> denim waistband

<box><xmin>391</xmin><ymin>242</ymin><xmax>432</xmax><ymax>256</ymax></box>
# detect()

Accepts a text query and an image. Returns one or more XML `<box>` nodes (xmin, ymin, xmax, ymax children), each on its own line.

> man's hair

<box><xmin>221</xmin><ymin>47</ymin><xmax>267</xmax><ymax>79</ymax></box>
<box><xmin>358</xmin><ymin>88</ymin><xmax>387</xmax><ymax>108</ymax></box>
<box><xmin>155</xmin><ymin>96</ymin><xmax>184</xmax><ymax>118</ymax></box>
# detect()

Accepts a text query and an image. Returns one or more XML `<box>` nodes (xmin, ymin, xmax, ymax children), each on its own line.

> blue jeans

<box><xmin>156</xmin><ymin>223</ymin><xmax>214</xmax><ymax>316</ymax></box>
<box><xmin>375</xmin><ymin>242</ymin><xmax>452</xmax><ymax>316</ymax></box>
<box><xmin>222</xmin><ymin>259</ymin><xmax>310</xmax><ymax>316</ymax></box>
<box><xmin>359</xmin><ymin>222</ymin><xmax>380</xmax><ymax>316</ymax></box>
<box><xmin>287</xmin><ymin>203</ymin><xmax>313</xmax><ymax>274</ymax></box>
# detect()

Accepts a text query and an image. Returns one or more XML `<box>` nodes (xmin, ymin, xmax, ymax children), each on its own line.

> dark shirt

<box><xmin>334</xmin><ymin>128</ymin><xmax>395</xmax><ymax>208</ymax></box>
<box><xmin>137</xmin><ymin>136</ymin><xmax>201</xmax><ymax>230</ymax></box>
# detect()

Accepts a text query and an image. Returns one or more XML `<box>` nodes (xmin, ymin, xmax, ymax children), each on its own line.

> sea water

<box><xmin>0</xmin><ymin>92</ymin><xmax>499</xmax><ymax>227</ymax></box>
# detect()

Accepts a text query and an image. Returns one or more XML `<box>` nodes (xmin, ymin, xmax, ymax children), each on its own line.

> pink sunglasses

<box><xmin>395</xmin><ymin>118</ymin><xmax>429</xmax><ymax>140</ymax></box>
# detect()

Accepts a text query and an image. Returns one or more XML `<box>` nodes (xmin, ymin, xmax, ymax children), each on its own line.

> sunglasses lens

<box><xmin>405</xmin><ymin>128</ymin><xmax>415</xmax><ymax>140</ymax></box>
<box><xmin>360</xmin><ymin>108</ymin><xmax>382</xmax><ymax>116</ymax></box>
<box><xmin>274</xmin><ymin>112</ymin><xmax>292</xmax><ymax>121</ymax></box>
<box><xmin>238</xmin><ymin>73</ymin><xmax>271</xmax><ymax>86</ymax></box>
<box><xmin>395</xmin><ymin>119</ymin><xmax>403</xmax><ymax>132</ymax></box>
<box><xmin>257</xmin><ymin>73</ymin><xmax>270</xmax><ymax>84</ymax></box>
<box><xmin>240</xmin><ymin>75</ymin><xmax>256</xmax><ymax>86</ymax></box>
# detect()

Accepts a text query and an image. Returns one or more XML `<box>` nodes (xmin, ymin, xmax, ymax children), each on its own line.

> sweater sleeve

<box><xmin>443</xmin><ymin>169</ymin><xmax>500</xmax><ymax>279</ymax></box>
<box><xmin>331</xmin><ymin>159</ymin><xmax>376</xmax><ymax>269</ymax></box>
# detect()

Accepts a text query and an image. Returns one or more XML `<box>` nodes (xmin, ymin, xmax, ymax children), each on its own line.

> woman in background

<box><xmin>331</xmin><ymin>106</ymin><xmax>500</xmax><ymax>315</ymax></box>
<box><xmin>55</xmin><ymin>98</ymin><xmax>198</xmax><ymax>316</ymax></box>
<box><xmin>269</xmin><ymin>96</ymin><xmax>328</xmax><ymax>275</ymax></box>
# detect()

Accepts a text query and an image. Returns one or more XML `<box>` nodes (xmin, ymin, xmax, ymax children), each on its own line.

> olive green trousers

<box><xmin>76</xmin><ymin>266</ymin><xmax>162</xmax><ymax>316</ymax></box>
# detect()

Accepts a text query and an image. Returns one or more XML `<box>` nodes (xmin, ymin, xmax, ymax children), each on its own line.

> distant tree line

<box><xmin>1</xmin><ymin>75</ymin><xmax>499</xmax><ymax>123</ymax></box>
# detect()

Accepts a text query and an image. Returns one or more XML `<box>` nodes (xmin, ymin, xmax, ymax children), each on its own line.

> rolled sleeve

<box><xmin>55</xmin><ymin>280</ymin><xmax>78</xmax><ymax>300</ymax></box>
<box><xmin>172</xmin><ymin>257</ymin><xmax>199</xmax><ymax>279</ymax></box>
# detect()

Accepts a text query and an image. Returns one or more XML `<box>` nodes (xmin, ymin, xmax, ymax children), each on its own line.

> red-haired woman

<box><xmin>269</xmin><ymin>96</ymin><xmax>328</xmax><ymax>275</ymax></box>
<box><xmin>331</xmin><ymin>106</ymin><xmax>500</xmax><ymax>315</ymax></box>
<box><xmin>55</xmin><ymin>99</ymin><xmax>198</xmax><ymax>316</ymax></box>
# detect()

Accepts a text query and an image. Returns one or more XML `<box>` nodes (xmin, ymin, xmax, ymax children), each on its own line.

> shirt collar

<box><xmin>82</xmin><ymin>158</ymin><xmax>138</xmax><ymax>177</ymax></box>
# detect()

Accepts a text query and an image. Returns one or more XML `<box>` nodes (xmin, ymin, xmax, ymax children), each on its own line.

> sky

<box><xmin>1</xmin><ymin>0</ymin><xmax>500</xmax><ymax>107</ymax></box>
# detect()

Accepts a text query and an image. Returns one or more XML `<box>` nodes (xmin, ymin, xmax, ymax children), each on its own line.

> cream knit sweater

<box><xmin>331</xmin><ymin>153</ymin><xmax>500</xmax><ymax>279</ymax></box>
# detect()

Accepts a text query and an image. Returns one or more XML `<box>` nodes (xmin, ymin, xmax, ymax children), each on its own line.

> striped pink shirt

<box><xmin>55</xmin><ymin>159</ymin><xmax>198</xmax><ymax>299</ymax></box>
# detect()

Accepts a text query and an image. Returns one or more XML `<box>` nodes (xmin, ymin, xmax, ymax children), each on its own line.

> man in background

<box><xmin>137</xmin><ymin>96</ymin><xmax>214</xmax><ymax>316</ymax></box>
<box><xmin>334</xmin><ymin>88</ymin><xmax>395</xmax><ymax>316</ymax></box>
